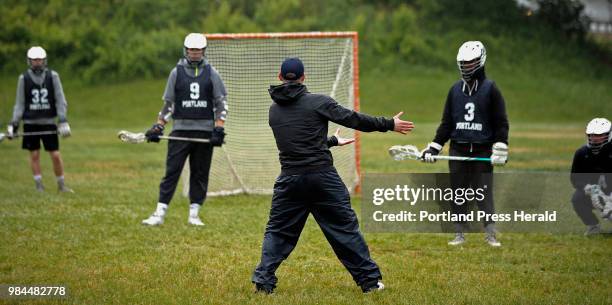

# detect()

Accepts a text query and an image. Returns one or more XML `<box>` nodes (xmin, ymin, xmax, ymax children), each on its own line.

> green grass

<box><xmin>0</xmin><ymin>69</ymin><xmax>611</xmax><ymax>304</ymax></box>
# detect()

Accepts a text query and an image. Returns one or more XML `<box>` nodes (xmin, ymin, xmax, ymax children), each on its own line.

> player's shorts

<box><xmin>22</xmin><ymin>124</ymin><xmax>59</xmax><ymax>151</ymax></box>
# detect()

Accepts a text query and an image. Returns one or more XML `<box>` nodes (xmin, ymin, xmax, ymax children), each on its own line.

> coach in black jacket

<box><xmin>252</xmin><ymin>58</ymin><xmax>414</xmax><ymax>294</ymax></box>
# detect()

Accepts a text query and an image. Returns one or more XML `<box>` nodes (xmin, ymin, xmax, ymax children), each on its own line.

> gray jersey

<box><xmin>11</xmin><ymin>69</ymin><xmax>68</xmax><ymax>125</ymax></box>
<box><xmin>160</xmin><ymin>58</ymin><xmax>228</xmax><ymax>131</ymax></box>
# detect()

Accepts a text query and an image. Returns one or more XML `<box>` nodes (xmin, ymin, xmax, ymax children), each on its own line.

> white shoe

<box><xmin>188</xmin><ymin>216</ymin><xmax>204</xmax><ymax>226</ymax></box>
<box><xmin>485</xmin><ymin>234</ymin><xmax>501</xmax><ymax>247</ymax></box>
<box><xmin>59</xmin><ymin>185</ymin><xmax>74</xmax><ymax>193</ymax></box>
<box><xmin>448</xmin><ymin>233</ymin><xmax>465</xmax><ymax>246</ymax></box>
<box><xmin>35</xmin><ymin>181</ymin><xmax>45</xmax><ymax>192</ymax></box>
<box><xmin>142</xmin><ymin>214</ymin><xmax>164</xmax><ymax>226</ymax></box>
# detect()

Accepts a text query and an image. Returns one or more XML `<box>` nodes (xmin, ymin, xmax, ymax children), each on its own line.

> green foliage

<box><xmin>202</xmin><ymin>2</ymin><xmax>261</xmax><ymax>33</ymax></box>
<box><xmin>0</xmin><ymin>0</ymin><xmax>608</xmax><ymax>83</ymax></box>
<box><xmin>536</xmin><ymin>0</ymin><xmax>590</xmax><ymax>42</ymax></box>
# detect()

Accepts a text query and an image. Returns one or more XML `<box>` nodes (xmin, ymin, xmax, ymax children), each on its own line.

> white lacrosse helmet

<box><xmin>183</xmin><ymin>33</ymin><xmax>207</xmax><ymax>64</ymax></box>
<box><xmin>456</xmin><ymin>41</ymin><xmax>486</xmax><ymax>82</ymax></box>
<box><xmin>586</xmin><ymin>118</ymin><xmax>611</xmax><ymax>154</ymax></box>
<box><xmin>27</xmin><ymin>46</ymin><xmax>47</xmax><ymax>59</ymax></box>
<box><xmin>27</xmin><ymin>46</ymin><xmax>47</xmax><ymax>72</ymax></box>
<box><xmin>184</xmin><ymin>33</ymin><xmax>207</xmax><ymax>49</ymax></box>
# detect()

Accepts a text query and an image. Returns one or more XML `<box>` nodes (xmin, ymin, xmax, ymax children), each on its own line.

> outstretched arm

<box><xmin>315</xmin><ymin>97</ymin><xmax>414</xmax><ymax>133</ymax></box>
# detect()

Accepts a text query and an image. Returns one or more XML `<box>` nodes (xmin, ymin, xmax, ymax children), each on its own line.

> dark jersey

<box><xmin>172</xmin><ymin>64</ymin><xmax>214</xmax><ymax>120</ymax></box>
<box><xmin>570</xmin><ymin>144</ymin><xmax>612</xmax><ymax>191</ymax></box>
<box><xmin>449</xmin><ymin>79</ymin><xmax>495</xmax><ymax>142</ymax></box>
<box><xmin>22</xmin><ymin>70</ymin><xmax>57</xmax><ymax>120</ymax></box>
<box><xmin>433</xmin><ymin>79</ymin><xmax>509</xmax><ymax>145</ymax></box>
<box><xmin>269</xmin><ymin>82</ymin><xmax>394</xmax><ymax>174</ymax></box>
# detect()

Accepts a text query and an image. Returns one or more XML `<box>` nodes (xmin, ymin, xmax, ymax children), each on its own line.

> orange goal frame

<box><xmin>206</xmin><ymin>32</ymin><xmax>362</xmax><ymax>193</ymax></box>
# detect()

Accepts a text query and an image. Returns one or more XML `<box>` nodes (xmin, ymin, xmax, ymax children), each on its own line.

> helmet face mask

<box><xmin>26</xmin><ymin>46</ymin><xmax>47</xmax><ymax>74</ymax></box>
<box><xmin>183</xmin><ymin>33</ymin><xmax>207</xmax><ymax>65</ymax></box>
<box><xmin>456</xmin><ymin>41</ymin><xmax>486</xmax><ymax>82</ymax></box>
<box><xmin>586</xmin><ymin>118</ymin><xmax>612</xmax><ymax>154</ymax></box>
<box><xmin>185</xmin><ymin>48</ymin><xmax>204</xmax><ymax>64</ymax></box>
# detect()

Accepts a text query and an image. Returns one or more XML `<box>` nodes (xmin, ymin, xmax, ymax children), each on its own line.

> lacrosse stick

<box><xmin>0</xmin><ymin>131</ymin><xmax>59</xmax><ymax>143</ymax></box>
<box><xmin>389</xmin><ymin>145</ymin><xmax>491</xmax><ymax>162</ymax></box>
<box><xmin>117</xmin><ymin>130</ymin><xmax>210</xmax><ymax>144</ymax></box>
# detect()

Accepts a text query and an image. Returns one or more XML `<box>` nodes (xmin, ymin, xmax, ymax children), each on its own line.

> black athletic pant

<box><xmin>448</xmin><ymin>142</ymin><xmax>495</xmax><ymax>227</ymax></box>
<box><xmin>252</xmin><ymin>168</ymin><xmax>381</xmax><ymax>290</ymax></box>
<box><xmin>158</xmin><ymin>130</ymin><xmax>213</xmax><ymax>205</ymax></box>
<box><xmin>571</xmin><ymin>190</ymin><xmax>599</xmax><ymax>226</ymax></box>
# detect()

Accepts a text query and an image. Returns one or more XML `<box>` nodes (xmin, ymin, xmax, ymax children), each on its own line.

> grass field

<box><xmin>0</xmin><ymin>68</ymin><xmax>611</xmax><ymax>304</ymax></box>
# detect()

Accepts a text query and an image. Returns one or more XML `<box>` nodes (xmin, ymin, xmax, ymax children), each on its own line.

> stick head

<box><xmin>388</xmin><ymin>145</ymin><xmax>422</xmax><ymax>161</ymax></box>
<box><xmin>117</xmin><ymin>130</ymin><xmax>146</xmax><ymax>144</ymax></box>
<box><xmin>0</xmin><ymin>133</ymin><xmax>5</xmax><ymax>143</ymax></box>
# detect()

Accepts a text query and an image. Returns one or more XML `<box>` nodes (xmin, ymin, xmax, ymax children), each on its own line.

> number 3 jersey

<box><xmin>433</xmin><ymin>78</ymin><xmax>509</xmax><ymax>145</ymax></box>
<box><xmin>23</xmin><ymin>70</ymin><xmax>57</xmax><ymax>120</ymax></box>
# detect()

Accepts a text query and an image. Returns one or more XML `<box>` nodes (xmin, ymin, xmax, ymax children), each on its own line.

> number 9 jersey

<box><xmin>172</xmin><ymin>64</ymin><xmax>214</xmax><ymax>120</ymax></box>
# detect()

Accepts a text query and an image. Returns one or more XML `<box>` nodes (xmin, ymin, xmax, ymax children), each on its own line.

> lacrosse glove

<box><xmin>57</xmin><ymin>119</ymin><xmax>71</xmax><ymax>138</ymax></box>
<box><xmin>6</xmin><ymin>123</ymin><xmax>18</xmax><ymax>140</ymax></box>
<box><xmin>420</xmin><ymin>142</ymin><xmax>442</xmax><ymax>163</ymax></box>
<box><xmin>491</xmin><ymin>142</ymin><xmax>508</xmax><ymax>166</ymax></box>
<box><xmin>145</xmin><ymin>123</ymin><xmax>164</xmax><ymax>143</ymax></box>
<box><xmin>210</xmin><ymin>126</ymin><xmax>225</xmax><ymax>147</ymax></box>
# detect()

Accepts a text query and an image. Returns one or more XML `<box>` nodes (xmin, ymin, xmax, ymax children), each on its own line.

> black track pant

<box><xmin>252</xmin><ymin>168</ymin><xmax>381</xmax><ymax>290</ymax></box>
<box><xmin>158</xmin><ymin>130</ymin><xmax>213</xmax><ymax>205</ymax></box>
<box><xmin>448</xmin><ymin>142</ymin><xmax>495</xmax><ymax>226</ymax></box>
<box><xmin>571</xmin><ymin>190</ymin><xmax>599</xmax><ymax>226</ymax></box>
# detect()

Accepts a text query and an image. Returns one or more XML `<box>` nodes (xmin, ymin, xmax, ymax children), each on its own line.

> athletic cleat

<box><xmin>448</xmin><ymin>233</ymin><xmax>465</xmax><ymax>246</ymax></box>
<box><xmin>363</xmin><ymin>281</ymin><xmax>385</xmax><ymax>293</ymax></box>
<box><xmin>58</xmin><ymin>185</ymin><xmax>74</xmax><ymax>193</ymax></box>
<box><xmin>584</xmin><ymin>224</ymin><xmax>601</xmax><ymax>236</ymax></box>
<box><xmin>254</xmin><ymin>283</ymin><xmax>274</xmax><ymax>294</ymax></box>
<box><xmin>188</xmin><ymin>216</ymin><xmax>204</xmax><ymax>226</ymax></box>
<box><xmin>35</xmin><ymin>182</ymin><xmax>45</xmax><ymax>192</ymax></box>
<box><xmin>142</xmin><ymin>214</ymin><xmax>164</xmax><ymax>226</ymax></box>
<box><xmin>485</xmin><ymin>234</ymin><xmax>501</xmax><ymax>247</ymax></box>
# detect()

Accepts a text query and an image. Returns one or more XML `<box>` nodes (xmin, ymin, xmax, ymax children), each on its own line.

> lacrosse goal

<box><xmin>182</xmin><ymin>32</ymin><xmax>361</xmax><ymax>196</ymax></box>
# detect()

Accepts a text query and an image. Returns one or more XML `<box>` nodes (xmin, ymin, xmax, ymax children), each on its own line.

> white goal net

<box><xmin>182</xmin><ymin>32</ymin><xmax>361</xmax><ymax>196</ymax></box>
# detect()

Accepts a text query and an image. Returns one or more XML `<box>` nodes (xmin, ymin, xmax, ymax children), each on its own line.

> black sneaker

<box><xmin>362</xmin><ymin>280</ymin><xmax>385</xmax><ymax>293</ymax></box>
<box><xmin>255</xmin><ymin>283</ymin><xmax>274</xmax><ymax>294</ymax></box>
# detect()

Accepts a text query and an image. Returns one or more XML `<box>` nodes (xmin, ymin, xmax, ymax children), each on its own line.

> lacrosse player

<box><xmin>570</xmin><ymin>118</ymin><xmax>612</xmax><ymax>235</ymax></box>
<box><xmin>421</xmin><ymin>41</ymin><xmax>509</xmax><ymax>247</ymax></box>
<box><xmin>251</xmin><ymin>58</ymin><xmax>414</xmax><ymax>294</ymax></box>
<box><xmin>7</xmin><ymin>46</ymin><xmax>73</xmax><ymax>193</ymax></box>
<box><xmin>141</xmin><ymin>33</ymin><xmax>228</xmax><ymax>226</ymax></box>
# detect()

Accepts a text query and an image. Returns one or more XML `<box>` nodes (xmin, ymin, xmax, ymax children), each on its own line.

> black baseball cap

<box><xmin>280</xmin><ymin>57</ymin><xmax>304</xmax><ymax>80</ymax></box>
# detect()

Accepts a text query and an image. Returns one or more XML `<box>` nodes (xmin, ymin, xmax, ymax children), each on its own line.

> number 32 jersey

<box><xmin>23</xmin><ymin>70</ymin><xmax>57</xmax><ymax>120</ymax></box>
